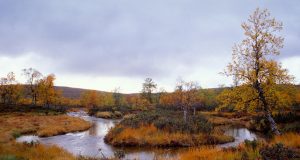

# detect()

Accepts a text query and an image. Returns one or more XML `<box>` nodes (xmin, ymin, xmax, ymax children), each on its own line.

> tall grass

<box><xmin>271</xmin><ymin>132</ymin><xmax>300</xmax><ymax>148</ymax></box>
<box><xmin>179</xmin><ymin>133</ymin><xmax>300</xmax><ymax>160</ymax></box>
<box><xmin>0</xmin><ymin>113</ymin><xmax>91</xmax><ymax>142</ymax></box>
<box><xmin>105</xmin><ymin>124</ymin><xmax>233</xmax><ymax>147</ymax></box>
<box><xmin>0</xmin><ymin>142</ymin><xmax>75</xmax><ymax>160</ymax></box>
<box><xmin>0</xmin><ymin>112</ymin><xmax>94</xmax><ymax>160</ymax></box>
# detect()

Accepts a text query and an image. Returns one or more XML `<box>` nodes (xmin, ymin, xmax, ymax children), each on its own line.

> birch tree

<box><xmin>224</xmin><ymin>8</ymin><xmax>294</xmax><ymax>135</ymax></box>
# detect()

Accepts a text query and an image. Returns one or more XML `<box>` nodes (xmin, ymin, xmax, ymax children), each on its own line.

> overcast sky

<box><xmin>0</xmin><ymin>0</ymin><xmax>299</xmax><ymax>93</ymax></box>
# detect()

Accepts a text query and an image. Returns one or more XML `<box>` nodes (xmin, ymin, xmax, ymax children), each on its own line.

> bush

<box><xmin>120</xmin><ymin>110</ymin><xmax>213</xmax><ymax>134</ymax></box>
<box><xmin>259</xmin><ymin>143</ymin><xmax>299</xmax><ymax>160</ymax></box>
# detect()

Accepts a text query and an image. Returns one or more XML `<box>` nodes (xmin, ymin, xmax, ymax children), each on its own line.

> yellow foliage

<box><xmin>217</xmin><ymin>84</ymin><xmax>296</xmax><ymax>112</ymax></box>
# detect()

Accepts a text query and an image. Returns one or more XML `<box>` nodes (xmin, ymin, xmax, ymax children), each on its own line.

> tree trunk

<box><xmin>183</xmin><ymin>108</ymin><xmax>187</xmax><ymax>122</ymax></box>
<box><xmin>193</xmin><ymin>107</ymin><xmax>196</xmax><ymax>115</ymax></box>
<box><xmin>255</xmin><ymin>83</ymin><xmax>280</xmax><ymax>135</ymax></box>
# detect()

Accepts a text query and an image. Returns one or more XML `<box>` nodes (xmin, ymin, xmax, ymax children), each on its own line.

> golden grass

<box><xmin>180</xmin><ymin>141</ymin><xmax>264</xmax><ymax>160</ymax></box>
<box><xmin>207</xmin><ymin>116</ymin><xmax>233</xmax><ymax>125</ymax></box>
<box><xmin>0</xmin><ymin>112</ymin><xmax>92</xmax><ymax>160</ymax></box>
<box><xmin>179</xmin><ymin>133</ymin><xmax>300</xmax><ymax>160</ymax></box>
<box><xmin>105</xmin><ymin>124</ymin><xmax>234</xmax><ymax>147</ymax></box>
<box><xmin>272</xmin><ymin>132</ymin><xmax>300</xmax><ymax>148</ymax></box>
<box><xmin>0</xmin><ymin>112</ymin><xmax>91</xmax><ymax>142</ymax></box>
<box><xmin>201</xmin><ymin>111</ymin><xmax>250</xmax><ymax>127</ymax></box>
<box><xmin>95</xmin><ymin>111</ymin><xmax>123</xmax><ymax>119</ymax></box>
<box><xmin>0</xmin><ymin>142</ymin><xmax>75</xmax><ymax>160</ymax></box>
<box><xmin>180</xmin><ymin>147</ymin><xmax>240</xmax><ymax>160</ymax></box>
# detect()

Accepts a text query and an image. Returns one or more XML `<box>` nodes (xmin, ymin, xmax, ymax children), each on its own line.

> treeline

<box><xmin>81</xmin><ymin>77</ymin><xmax>300</xmax><ymax>115</ymax></box>
<box><xmin>1</xmin><ymin>68</ymin><xmax>300</xmax><ymax>114</ymax></box>
<box><xmin>79</xmin><ymin>78</ymin><xmax>224</xmax><ymax>114</ymax></box>
<box><xmin>0</xmin><ymin>68</ymin><xmax>75</xmax><ymax>108</ymax></box>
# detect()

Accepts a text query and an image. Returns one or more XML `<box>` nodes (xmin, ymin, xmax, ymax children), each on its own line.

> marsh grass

<box><xmin>105</xmin><ymin>124</ymin><xmax>233</xmax><ymax>147</ymax></box>
<box><xmin>94</xmin><ymin>111</ymin><xmax>122</xmax><ymax>119</ymax></box>
<box><xmin>0</xmin><ymin>110</ymin><xmax>93</xmax><ymax>160</ymax></box>
<box><xmin>0</xmin><ymin>142</ymin><xmax>75</xmax><ymax>160</ymax></box>
<box><xmin>0</xmin><ymin>112</ymin><xmax>91</xmax><ymax>142</ymax></box>
<box><xmin>179</xmin><ymin>133</ymin><xmax>300</xmax><ymax>160</ymax></box>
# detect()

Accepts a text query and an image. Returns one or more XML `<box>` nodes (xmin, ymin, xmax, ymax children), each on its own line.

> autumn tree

<box><xmin>127</xmin><ymin>95</ymin><xmax>150</xmax><ymax>111</ymax></box>
<box><xmin>141</xmin><ymin>78</ymin><xmax>157</xmax><ymax>104</ymax></box>
<box><xmin>184</xmin><ymin>81</ymin><xmax>201</xmax><ymax>115</ymax></box>
<box><xmin>0</xmin><ymin>72</ymin><xmax>23</xmax><ymax>105</ymax></box>
<box><xmin>198</xmin><ymin>89</ymin><xmax>221</xmax><ymax>110</ymax></box>
<box><xmin>80</xmin><ymin>90</ymin><xmax>99</xmax><ymax>108</ymax></box>
<box><xmin>38</xmin><ymin>74</ymin><xmax>59</xmax><ymax>107</ymax></box>
<box><xmin>22</xmin><ymin>68</ymin><xmax>42</xmax><ymax>105</ymax></box>
<box><xmin>112</xmin><ymin>87</ymin><xmax>122</xmax><ymax>107</ymax></box>
<box><xmin>158</xmin><ymin>88</ymin><xmax>174</xmax><ymax>107</ymax></box>
<box><xmin>101</xmin><ymin>93</ymin><xmax>114</xmax><ymax>107</ymax></box>
<box><xmin>223</xmin><ymin>8</ymin><xmax>294</xmax><ymax>135</ymax></box>
<box><xmin>174</xmin><ymin>79</ymin><xmax>200</xmax><ymax>121</ymax></box>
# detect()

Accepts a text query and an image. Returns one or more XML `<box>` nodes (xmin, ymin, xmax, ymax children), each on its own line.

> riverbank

<box><xmin>0</xmin><ymin>107</ymin><xmax>92</xmax><ymax>160</ymax></box>
<box><xmin>179</xmin><ymin>132</ymin><xmax>300</xmax><ymax>160</ymax></box>
<box><xmin>0</xmin><ymin>112</ymin><xmax>91</xmax><ymax>142</ymax></box>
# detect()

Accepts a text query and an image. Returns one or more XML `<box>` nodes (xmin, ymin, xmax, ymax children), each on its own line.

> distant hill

<box><xmin>54</xmin><ymin>84</ymin><xmax>300</xmax><ymax>99</ymax></box>
<box><xmin>54</xmin><ymin>86</ymin><xmax>110</xmax><ymax>99</ymax></box>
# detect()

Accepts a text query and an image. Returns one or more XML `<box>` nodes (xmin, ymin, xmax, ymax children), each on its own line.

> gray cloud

<box><xmin>0</xmin><ymin>0</ymin><xmax>299</xmax><ymax>80</ymax></box>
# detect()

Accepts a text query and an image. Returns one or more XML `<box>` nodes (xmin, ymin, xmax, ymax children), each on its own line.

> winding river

<box><xmin>17</xmin><ymin>111</ymin><xmax>259</xmax><ymax>160</ymax></box>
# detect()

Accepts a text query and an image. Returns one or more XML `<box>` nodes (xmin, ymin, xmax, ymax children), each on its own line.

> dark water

<box><xmin>17</xmin><ymin>111</ymin><xmax>259</xmax><ymax>160</ymax></box>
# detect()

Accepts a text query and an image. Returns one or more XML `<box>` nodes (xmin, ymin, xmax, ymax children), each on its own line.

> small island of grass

<box><xmin>105</xmin><ymin>109</ymin><xmax>234</xmax><ymax>147</ymax></box>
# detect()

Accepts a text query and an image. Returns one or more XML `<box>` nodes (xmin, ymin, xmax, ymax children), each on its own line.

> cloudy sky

<box><xmin>0</xmin><ymin>0</ymin><xmax>299</xmax><ymax>93</ymax></box>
